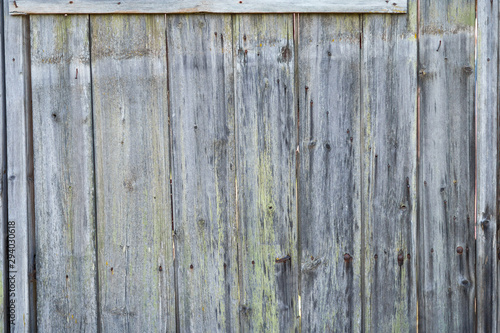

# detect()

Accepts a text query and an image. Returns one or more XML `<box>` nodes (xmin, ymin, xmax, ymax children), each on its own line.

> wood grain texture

<box><xmin>10</xmin><ymin>0</ymin><xmax>407</xmax><ymax>15</ymax></box>
<box><xmin>476</xmin><ymin>0</ymin><xmax>498</xmax><ymax>332</ymax></box>
<box><xmin>31</xmin><ymin>15</ymin><xmax>98</xmax><ymax>332</ymax></box>
<box><xmin>234</xmin><ymin>14</ymin><xmax>298</xmax><ymax>332</ymax></box>
<box><xmin>417</xmin><ymin>0</ymin><xmax>475</xmax><ymax>331</ymax></box>
<box><xmin>91</xmin><ymin>15</ymin><xmax>175</xmax><ymax>332</ymax></box>
<box><xmin>0</xmin><ymin>0</ymin><xmax>7</xmax><ymax>330</ymax></box>
<box><xmin>298</xmin><ymin>14</ymin><xmax>362</xmax><ymax>332</ymax></box>
<box><xmin>4</xmin><ymin>0</ymin><xmax>36</xmax><ymax>329</ymax></box>
<box><xmin>167</xmin><ymin>14</ymin><xmax>239</xmax><ymax>332</ymax></box>
<box><xmin>361</xmin><ymin>2</ymin><xmax>418</xmax><ymax>331</ymax></box>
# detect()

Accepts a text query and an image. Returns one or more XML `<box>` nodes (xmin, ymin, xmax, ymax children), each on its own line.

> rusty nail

<box><xmin>69</xmin><ymin>1</ymin><xmax>73</xmax><ymax>3</ymax></box>
<box><xmin>110</xmin><ymin>267</ymin><xmax>113</xmax><ymax>272</ymax></box>
<box><xmin>66</xmin><ymin>274</ymin><xmax>68</xmax><ymax>279</ymax></box>
<box><xmin>456</xmin><ymin>246</ymin><xmax>463</xmax><ymax>254</ymax></box>
<box><xmin>223</xmin><ymin>263</ymin><xmax>227</xmax><ymax>269</ymax></box>
<box><xmin>374</xmin><ymin>254</ymin><xmax>378</xmax><ymax>259</ymax></box>
<box><xmin>117</xmin><ymin>1</ymin><xmax>121</xmax><ymax>4</ymax></box>
<box><xmin>431</xmin><ymin>248</ymin><xmax>434</xmax><ymax>253</ymax></box>
<box><xmin>13</xmin><ymin>1</ymin><xmax>18</xmax><ymax>8</ymax></box>
<box><xmin>190</xmin><ymin>264</ymin><xmax>194</xmax><ymax>269</ymax></box>
<box><xmin>75</xmin><ymin>68</ymin><xmax>78</xmax><ymax>79</ymax></box>
<box><xmin>243</xmin><ymin>34</ymin><xmax>246</xmax><ymax>41</ymax></box>
<box><xmin>159</xmin><ymin>266</ymin><xmax>163</xmax><ymax>271</ymax></box>
<box><xmin>275</xmin><ymin>255</ymin><xmax>291</xmax><ymax>263</ymax></box>
<box><xmin>350</xmin><ymin>137</ymin><xmax>353</xmax><ymax>142</ymax></box>
<box><xmin>251</xmin><ymin>260</ymin><xmax>255</xmax><ymax>265</ymax></box>
<box><xmin>397</xmin><ymin>254</ymin><xmax>404</xmax><ymax>266</ymax></box>
<box><xmin>407</xmin><ymin>253</ymin><xmax>411</xmax><ymax>259</ymax></box>
<box><xmin>343</xmin><ymin>253</ymin><xmax>352</xmax><ymax>262</ymax></box>
<box><xmin>436</xmin><ymin>40</ymin><xmax>441</xmax><ymax>52</ymax></box>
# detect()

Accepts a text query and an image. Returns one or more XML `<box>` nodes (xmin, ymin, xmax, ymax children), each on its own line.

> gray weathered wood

<box><xmin>0</xmin><ymin>0</ymin><xmax>7</xmax><ymax>331</ymax></box>
<box><xmin>476</xmin><ymin>0</ymin><xmax>498</xmax><ymax>332</ymax></box>
<box><xmin>298</xmin><ymin>14</ymin><xmax>362</xmax><ymax>332</ymax></box>
<box><xmin>234</xmin><ymin>14</ymin><xmax>298</xmax><ymax>332</ymax></box>
<box><xmin>167</xmin><ymin>14</ymin><xmax>239</xmax><ymax>332</ymax></box>
<box><xmin>10</xmin><ymin>0</ymin><xmax>407</xmax><ymax>15</ymax></box>
<box><xmin>418</xmin><ymin>0</ymin><xmax>475</xmax><ymax>331</ymax></box>
<box><xmin>4</xmin><ymin>0</ymin><xmax>36</xmax><ymax>329</ymax></box>
<box><xmin>361</xmin><ymin>3</ymin><xmax>417</xmax><ymax>332</ymax></box>
<box><xmin>31</xmin><ymin>15</ymin><xmax>98</xmax><ymax>332</ymax></box>
<box><xmin>91</xmin><ymin>14</ymin><xmax>175</xmax><ymax>332</ymax></box>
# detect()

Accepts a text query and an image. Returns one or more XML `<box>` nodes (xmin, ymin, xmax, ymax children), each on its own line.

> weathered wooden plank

<box><xmin>0</xmin><ymin>0</ymin><xmax>7</xmax><ymax>331</ymax></box>
<box><xmin>91</xmin><ymin>15</ymin><xmax>175</xmax><ymax>332</ymax></box>
<box><xmin>361</xmin><ymin>3</ymin><xmax>418</xmax><ymax>332</ymax></box>
<box><xmin>31</xmin><ymin>15</ymin><xmax>98</xmax><ymax>332</ymax></box>
<box><xmin>417</xmin><ymin>0</ymin><xmax>475</xmax><ymax>331</ymax></box>
<box><xmin>234</xmin><ymin>14</ymin><xmax>298</xmax><ymax>332</ymax></box>
<box><xmin>4</xmin><ymin>0</ymin><xmax>36</xmax><ymax>329</ymax></box>
<box><xmin>166</xmin><ymin>14</ymin><xmax>239</xmax><ymax>332</ymax></box>
<box><xmin>476</xmin><ymin>0</ymin><xmax>498</xmax><ymax>331</ymax></box>
<box><xmin>10</xmin><ymin>0</ymin><xmax>407</xmax><ymax>15</ymax></box>
<box><xmin>298</xmin><ymin>14</ymin><xmax>361</xmax><ymax>332</ymax></box>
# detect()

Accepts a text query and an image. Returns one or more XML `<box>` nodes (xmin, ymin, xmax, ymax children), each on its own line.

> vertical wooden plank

<box><xmin>361</xmin><ymin>1</ymin><xmax>418</xmax><ymax>331</ymax></box>
<box><xmin>476</xmin><ymin>0</ymin><xmax>498</xmax><ymax>331</ymax></box>
<box><xmin>298</xmin><ymin>14</ymin><xmax>361</xmax><ymax>332</ymax></box>
<box><xmin>166</xmin><ymin>14</ymin><xmax>239</xmax><ymax>332</ymax></box>
<box><xmin>91</xmin><ymin>15</ymin><xmax>175</xmax><ymax>332</ymax></box>
<box><xmin>418</xmin><ymin>0</ymin><xmax>475</xmax><ymax>331</ymax></box>
<box><xmin>0</xmin><ymin>0</ymin><xmax>6</xmax><ymax>330</ymax></box>
<box><xmin>234</xmin><ymin>14</ymin><xmax>298</xmax><ymax>332</ymax></box>
<box><xmin>31</xmin><ymin>15</ymin><xmax>98</xmax><ymax>331</ymax></box>
<box><xmin>3</xmin><ymin>0</ymin><xmax>35</xmax><ymax>330</ymax></box>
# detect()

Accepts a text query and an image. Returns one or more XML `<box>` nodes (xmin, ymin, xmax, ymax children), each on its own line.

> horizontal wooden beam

<box><xmin>10</xmin><ymin>0</ymin><xmax>407</xmax><ymax>15</ymax></box>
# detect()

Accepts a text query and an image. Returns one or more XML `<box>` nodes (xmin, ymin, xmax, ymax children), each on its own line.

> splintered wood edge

<box><xmin>10</xmin><ymin>0</ymin><xmax>407</xmax><ymax>15</ymax></box>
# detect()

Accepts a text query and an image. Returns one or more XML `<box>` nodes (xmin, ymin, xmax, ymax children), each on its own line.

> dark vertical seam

<box><xmin>416</xmin><ymin>0</ymin><xmax>421</xmax><ymax>330</ymax></box>
<box><xmin>359</xmin><ymin>14</ymin><xmax>366</xmax><ymax>333</ymax></box>
<box><xmin>22</xmin><ymin>15</ymin><xmax>36</xmax><ymax>332</ymax></box>
<box><xmin>293</xmin><ymin>11</ymin><xmax>301</xmax><ymax>333</ymax></box>
<box><xmin>164</xmin><ymin>14</ymin><xmax>180</xmax><ymax>333</ymax></box>
<box><xmin>88</xmin><ymin>15</ymin><xmax>101</xmax><ymax>333</ymax></box>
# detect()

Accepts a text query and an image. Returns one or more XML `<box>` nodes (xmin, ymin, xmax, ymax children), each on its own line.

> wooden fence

<box><xmin>0</xmin><ymin>0</ymin><xmax>497</xmax><ymax>331</ymax></box>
